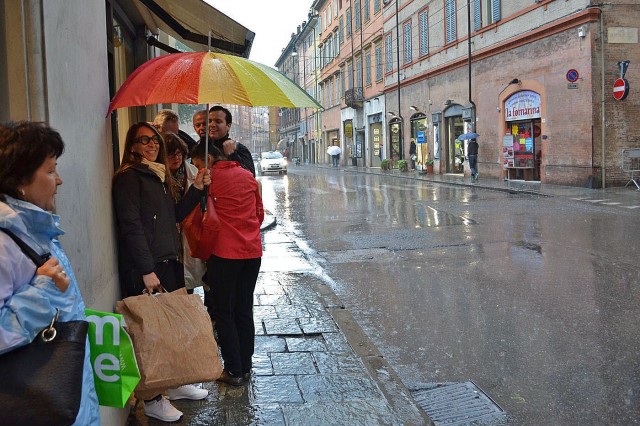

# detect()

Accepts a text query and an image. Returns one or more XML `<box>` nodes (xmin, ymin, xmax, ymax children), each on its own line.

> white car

<box><xmin>259</xmin><ymin>151</ymin><xmax>287</xmax><ymax>175</ymax></box>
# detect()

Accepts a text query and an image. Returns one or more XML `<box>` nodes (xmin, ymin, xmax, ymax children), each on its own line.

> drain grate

<box><xmin>412</xmin><ymin>381</ymin><xmax>506</xmax><ymax>425</ymax></box>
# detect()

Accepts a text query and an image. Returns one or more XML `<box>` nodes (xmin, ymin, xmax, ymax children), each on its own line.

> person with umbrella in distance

<box><xmin>327</xmin><ymin>145</ymin><xmax>342</xmax><ymax>167</ymax></box>
<box><xmin>459</xmin><ymin>131</ymin><xmax>480</xmax><ymax>182</ymax></box>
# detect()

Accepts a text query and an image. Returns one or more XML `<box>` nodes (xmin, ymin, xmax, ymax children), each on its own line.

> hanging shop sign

<box><xmin>504</xmin><ymin>91</ymin><xmax>541</xmax><ymax>121</ymax></box>
<box><xmin>417</xmin><ymin>131</ymin><xmax>426</xmax><ymax>144</ymax></box>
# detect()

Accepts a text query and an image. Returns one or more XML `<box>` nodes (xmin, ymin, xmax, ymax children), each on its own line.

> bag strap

<box><xmin>0</xmin><ymin>228</ymin><xmax>51</xmax><ymax>267</ymax></box>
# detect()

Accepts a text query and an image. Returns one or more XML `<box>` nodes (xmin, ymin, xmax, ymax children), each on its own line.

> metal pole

<box><xmin>396</xmin><ymin>0</ymin><xmax>403</xmax><ymax>159</ymax></box>
<box><xmin>467</xmin><ymin>0</ymin><xmax>476</xmax><ymax>123</ymax></box>
<box><xmin>600</xmin><ymin>8</ymin><xmax>606</xmax><ymax>189</ymax></box>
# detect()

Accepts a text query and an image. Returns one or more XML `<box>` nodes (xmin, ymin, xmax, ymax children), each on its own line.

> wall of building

<box><xmin>1</xmin><ymin>1</ymin><xmax>126</xmax><ymax>424</ymax></box>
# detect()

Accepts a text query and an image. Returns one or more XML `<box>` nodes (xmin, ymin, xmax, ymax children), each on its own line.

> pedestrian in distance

<box><xmin>163</xmin><ymin>132</ymin><xmax>207</xmax><ymax>294</ymax></box>
<box><xmin>0</xmin><ymin>121</ymin><xmax>101</xmax><ymax>425</ymax></box>
<box><xmin>190</xmin><ymin>142</ymin><xmax>264</xmax><ymax>387</ymax></box>
<box><xmin>468</xmin><ymin>138</ymin><xmax>479</xmax><ymax>182</ymax></box>
<box><xmin>409</xmin><ymin>138</ymin><xmax>417</xmax><ymax>170</ymax></box>
<box><xmin>153</xmin><ymin>109</ymin><xmax>197</xmax><ymax>157</ymax></box>
<box><xmin>112</xmin><ymin>122</ymin><xmax>211</xmax><ymax>422</ymax></box>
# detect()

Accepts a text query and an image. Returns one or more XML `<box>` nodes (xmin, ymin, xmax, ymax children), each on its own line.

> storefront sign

<box><xmin>417</xmin><ymin>131</ymin><xmax>425</xmax><ymax>144</ymax></box>
<box><xmin>505</xmin><ymin>91</ymin><xmax>541</xmax><ymax>121</ymax></box>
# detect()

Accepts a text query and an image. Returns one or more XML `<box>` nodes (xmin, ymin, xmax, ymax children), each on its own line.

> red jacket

<box><xmin>209</xmin><ymin>161</ymin><xmax>263</xmax><ymax>259</ymax></box>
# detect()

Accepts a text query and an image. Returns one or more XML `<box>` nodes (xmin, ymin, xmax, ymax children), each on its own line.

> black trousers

<box><xmin>204</xmin><ymin>255</ymin><xmax>261</xmax><ymax>377</ymax></box>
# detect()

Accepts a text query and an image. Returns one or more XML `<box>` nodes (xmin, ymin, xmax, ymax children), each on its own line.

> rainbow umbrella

<box><xmin>107</xmin><ymin>51</ymin><xmax>321</xmax><ymax>114</ymax></box>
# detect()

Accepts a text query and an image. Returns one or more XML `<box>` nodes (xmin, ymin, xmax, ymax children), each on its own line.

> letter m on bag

<box><xmin>86</xmin><ymin>309</ymin><xmax>140</xmax><ymax>408</ymax></box>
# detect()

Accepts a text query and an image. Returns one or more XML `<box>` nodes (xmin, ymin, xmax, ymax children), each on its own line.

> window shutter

<box><xmin>474</xmin><ymin>0</ymin><xmax>482</xmax><ymax>31</ymax></box>
<box><xmin>492</xmin><ymin>0</ymin><xmax>501</xmax><ymax>23</ymax></box>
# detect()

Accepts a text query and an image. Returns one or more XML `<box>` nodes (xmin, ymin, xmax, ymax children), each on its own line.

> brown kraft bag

<box><xmin>116</xmin><ymin>288</ymin><xmax>222</xmax><ymax>399</ymax></box>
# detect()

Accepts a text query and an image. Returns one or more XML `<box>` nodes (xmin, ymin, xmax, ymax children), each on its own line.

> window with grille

<box><xmin>385</xmin><ymin>33</ymin><xmax>393</xmax><ymax>73</ymax></box>
<box><xmin>346</xmin><ymin>8</ymin><xmax>352</xmax><ymax>37</ymax></box>
<box><xmin>419</xmin><ymin>10</ymin><xmax>429</xmax><ymax>56</ymax></box>
<box><xmin>339</xmin><ymin>16</ymin><xmax>344</xmax><ymax>44</ymax></box>
<box><xmin>364</xmin><ymin>0</ymin><xmax>370</xmax><ymax>22</ymax></box>
<box><xmin>375</xmin><ymin>42</ymin><xmax>383</xmax><ymax>81</ymax></box>
<box><xmin>355</xmin><ymin>0</ymin><xmax>361</xmax><ymax>31</ymax></box>
<box><xmin>445</xmin><ymin>0</ymin><xmax>457</xmax><ymax>44</ymax></box>
<box><xmin>374</xmin><ymin>0</ymin><xmax>381</xmax><ymax>14</ymax></box>
<box><xmin>403</xmin><ymin>21</ymin><xmax>412</xmax><ymax>64</ymax></box>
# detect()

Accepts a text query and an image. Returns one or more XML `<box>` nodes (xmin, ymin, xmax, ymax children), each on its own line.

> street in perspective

<box><xmin>253</xmin><ymin>166</ymin><xmax>640</xmax><ymax>425</ymax></box>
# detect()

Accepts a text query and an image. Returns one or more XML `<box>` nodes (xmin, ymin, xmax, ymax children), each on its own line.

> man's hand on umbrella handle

<box><xmin>222</xmin><ymin>139</ymin><xmax>237</xmax><ymax>157</ymax></box>
<box><xmin>193</xmin><ymin>168</ymin><xmax>211</xmax><ymax>190</ymax></box>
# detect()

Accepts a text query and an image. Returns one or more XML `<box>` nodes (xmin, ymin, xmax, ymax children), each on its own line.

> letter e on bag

<box><xmin>86</xmin><ymin>309</ymin><xmax>140</xmax><ymax>408</ymax></box>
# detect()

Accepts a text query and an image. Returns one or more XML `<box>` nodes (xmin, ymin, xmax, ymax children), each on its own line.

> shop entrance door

<box><xmin>445</xmin><ymin>115</ymin><xmax>464</xmax><ymax>173</ymax></box>
<box><xmin>370</xmin><ymin>123</ymin><xmax>383</xmax><ymax>167</ymax></box>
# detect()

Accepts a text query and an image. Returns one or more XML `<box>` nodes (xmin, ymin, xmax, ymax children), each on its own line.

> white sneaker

<box><xmin>143</xmin><ymin>396</ymin><xmax>183</xmax><ymax>422</ymax></box>
<box><xmin>167</xmin><ymin>384</ymin><xmax>209</xmax><ymax>400</ymax></box>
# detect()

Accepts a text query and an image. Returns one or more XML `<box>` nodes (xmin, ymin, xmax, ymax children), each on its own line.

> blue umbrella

<box><xmin>458</xmin><ymin>132</ymin><xmax>480</xmax><ymax>140</ymax></box>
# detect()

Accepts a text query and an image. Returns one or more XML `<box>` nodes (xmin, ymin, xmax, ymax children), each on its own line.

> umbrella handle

<box><xmin>200</xmin><ymin>187</ymin><xmax>208</xmax><ymax>212</ymax></box>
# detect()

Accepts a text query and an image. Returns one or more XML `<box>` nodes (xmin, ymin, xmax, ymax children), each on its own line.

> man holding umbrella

<box><xmin>459</xmin><ymin>131</ymin><xmax>480</xmax><ymax>182</ymax></box>
<box><xmin>202</xmin><ymin>105</ymin><xmax>256</xmax><ymax>177</ymax></box>
<box><xmin>327</xmin><ymin>145</ymin><xmax>342</xmax><ymax>167</ymax></box>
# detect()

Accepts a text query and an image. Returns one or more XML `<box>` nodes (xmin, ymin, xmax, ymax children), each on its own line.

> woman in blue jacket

<box><xmin>0</xmin><ymin>121</ymin><xmax>100</xmax><ymax>425</ymax></box>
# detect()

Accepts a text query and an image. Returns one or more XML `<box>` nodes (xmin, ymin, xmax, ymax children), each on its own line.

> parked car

<box><xmin>251</xmin><ymin>153</ymin><xmax>260</xmax><ymax>162</ymax></box>
<box><xmin>258</xmin><ymin>151</ymin><xmax>287</xmax><ymax>175</ymax></box>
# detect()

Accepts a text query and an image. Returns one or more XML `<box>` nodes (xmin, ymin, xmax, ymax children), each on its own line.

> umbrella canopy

<box><xmin>107</xmin><ymin>51</ymin><xmax>321</xmax><ymax>114</ymax></box>
<box><xmin>457</xmin><ymin>132</ymin><xmax>480</xmax><ymax>140</ymax></box>
<box><xmin>327</xmin><ymin>146</ymin><xmax>342</xmax><ymax>156</ymax></box>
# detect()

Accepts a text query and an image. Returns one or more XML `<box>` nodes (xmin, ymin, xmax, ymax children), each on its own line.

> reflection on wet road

<box><xmin>259</xmin><ymin>167</ymin><xmax>640</xmax><ymax>425</ymax></box>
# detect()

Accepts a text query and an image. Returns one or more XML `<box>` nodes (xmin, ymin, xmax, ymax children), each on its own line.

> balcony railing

<box><xmin>344</xmin><ymin>87</ymin><xmax>364</xmax><ymax>108</ymax></box>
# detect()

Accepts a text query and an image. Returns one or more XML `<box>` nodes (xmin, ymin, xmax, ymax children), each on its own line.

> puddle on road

<box><xmin>417</xmin><ymin>205</ymin><xmax>476</xmax><ymax>227</ymax></box>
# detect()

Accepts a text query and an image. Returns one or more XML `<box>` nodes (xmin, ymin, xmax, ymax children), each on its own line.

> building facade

<box><xmin>381</xmin><ymin>0</ymin><xmax>640</xmax><ymax>186</ymax></box>
<box><xmin>281</xmin><ymin>0</ymin><xmax>639</xmax><ymax>187</ymax></box>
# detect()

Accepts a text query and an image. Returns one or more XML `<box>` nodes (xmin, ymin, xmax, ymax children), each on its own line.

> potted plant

<box><xmin>380</xmin><ymin>159</ymin><xmax>390</xmax><ymax>171</ymax></box>
<box><xmin>425</xmin><ymin>158</ymin><xmax>434</xmax><ymax>174</ymax></box>
<box><xmin>397</xmin><ymin>159</ymin><xmax>409</xmax><ymax>172</ymax></box>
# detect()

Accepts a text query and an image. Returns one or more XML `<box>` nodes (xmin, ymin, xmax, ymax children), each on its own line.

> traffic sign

<box><xmin>613</xmin><ymin>78</ymin><xmax>629</xmax><ymax>100</ymax></box>
<box><xmin>566</xmin><ymin>69</ymin><xmax>579</xmax><ymax>83</ymax></box>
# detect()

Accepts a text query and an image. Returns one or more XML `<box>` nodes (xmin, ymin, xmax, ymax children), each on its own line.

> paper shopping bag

<box><xmin>85</xmin><ymin>309</ymin><xmax>140</xmax><ymax>408</ymax></box>
<box><xmin>115</xmin><ymin>288</ymin><xmax>222</xmax><ymax>400</ymax></box>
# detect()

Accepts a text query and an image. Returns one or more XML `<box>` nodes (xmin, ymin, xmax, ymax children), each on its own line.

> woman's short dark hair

<box><xmin>190</xmin><ymin>141</ymin><xmax>224</xmax><ymax>162</ymax></box>
<box><xmin>0</xmin><ymin>121</ymin><xmax>65</xmax><ymax>199</ymax></box>
<box><xmin>163</xmin><ymin>132</ymin><xmax>188</xmax><ymax>157</ymax></box>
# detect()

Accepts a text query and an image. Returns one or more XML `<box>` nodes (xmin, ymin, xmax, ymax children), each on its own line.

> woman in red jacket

<box><xmin>191</xmin><ymin>143</ymin><xmax>263</xmax><ymax>386</ymax></box>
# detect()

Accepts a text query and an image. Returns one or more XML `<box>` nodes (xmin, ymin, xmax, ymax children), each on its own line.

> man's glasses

<box><xmin>135</xmin><ymin>135</ymin><xmax>161</xmax><ymax>145</ymax></box>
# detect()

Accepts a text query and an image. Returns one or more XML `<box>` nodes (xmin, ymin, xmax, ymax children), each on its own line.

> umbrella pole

<box><xmin>201</xmin><ymin>103</ymin><xmax>210</xmax><ymax>212</ymax></box>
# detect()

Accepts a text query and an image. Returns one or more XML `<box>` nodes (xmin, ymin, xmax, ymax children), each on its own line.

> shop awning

<box><xmin>136</xmin><ymin>0</ymin><xmax>254</xmax><ymax>57</ymax></box>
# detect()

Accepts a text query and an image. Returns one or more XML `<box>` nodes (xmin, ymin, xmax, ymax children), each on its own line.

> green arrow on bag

<box><xmin>85</xmin><ymin>309</ymin><xmax>140</xmax><ymax>408</ymax></box>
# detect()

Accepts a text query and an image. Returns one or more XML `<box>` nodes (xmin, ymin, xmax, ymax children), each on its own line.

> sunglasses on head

<box><xmin>136</xmin><ymin>135</ymin><xmax>161</xmax><ymax>145</ymax></box>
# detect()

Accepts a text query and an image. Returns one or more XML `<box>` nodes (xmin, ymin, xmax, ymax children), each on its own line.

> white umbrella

<box><xmin>327</xmin><ymin>146</ymin><xmax>342</xmax><ymax>156</ymax></box>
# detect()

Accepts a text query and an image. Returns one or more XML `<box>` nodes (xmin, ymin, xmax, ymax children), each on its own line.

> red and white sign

<box><xmin>613</xmin><ymin>78</ymin><xmax>629</xmax><ymax>101</ymax></box>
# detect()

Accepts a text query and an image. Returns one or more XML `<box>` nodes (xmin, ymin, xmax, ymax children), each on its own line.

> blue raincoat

<box><xmin>0</xmin><ymin>196</ymin><xmax>100</xmax><ymax>425</ymax></box>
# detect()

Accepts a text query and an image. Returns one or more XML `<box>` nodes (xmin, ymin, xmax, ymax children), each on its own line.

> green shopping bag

<box><xmin>85</xmin><ymin>309</ymin><xmax>140</xmax><ymax>408</ymax></box>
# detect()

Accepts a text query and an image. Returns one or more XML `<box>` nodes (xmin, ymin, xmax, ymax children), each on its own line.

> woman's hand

<box><xmin>193</xmin><ymin>168</ymin><xmax>211</xmax><ymax>190</ymax></box>
<box><xmin>142</xmin><ymin>272</ymin><xmax>161</xmax><ymax>293</ymax></box>
<box><xmin>37</xmin><ymin>257</ymin><xmax>70</xmax><ymax>292</ymax></box>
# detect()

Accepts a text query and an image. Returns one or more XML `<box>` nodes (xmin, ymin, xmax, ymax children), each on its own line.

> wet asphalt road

<box><xmin>258</xmin><ymin>166</ymin><xmax>640</xmax><ymax>426</ymax></box>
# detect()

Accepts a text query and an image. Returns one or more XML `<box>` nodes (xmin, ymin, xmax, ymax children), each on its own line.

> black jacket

<box><xmin>467</xmin><ymin>140</ymin><xmax>479</xmax><ymax>156</ymax></box>
<box><xmin>112</xmin><ymin>165</ymin><xmax>203</xmax><ymax>275</ymax></box>
<box><xmin>199</xmin><ymin>134</ymin><xmax>255</xmax><ymax>177</ymax></box>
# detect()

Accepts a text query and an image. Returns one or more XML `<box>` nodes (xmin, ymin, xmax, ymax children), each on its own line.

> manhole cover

<box><xmin>412</xmin><ymin>381</ymin><xmax>506</xmax><ymax>425</ymax></box>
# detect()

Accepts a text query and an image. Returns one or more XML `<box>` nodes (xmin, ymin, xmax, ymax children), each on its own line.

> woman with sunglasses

<box><xmin>112</xmin><ymin>122</ymin><xmax>210</xmax><ymax>422</ymax></box>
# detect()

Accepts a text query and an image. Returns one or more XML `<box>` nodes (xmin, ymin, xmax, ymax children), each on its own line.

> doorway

<box><xmin>444</xmin><ymin>109</ymin><xmax>464</xmax><ymax>174</ymax></box>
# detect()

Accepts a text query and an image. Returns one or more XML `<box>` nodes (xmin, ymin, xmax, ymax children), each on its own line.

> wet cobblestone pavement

<box><xmin>126</xmin><ymin>212</ymin><xmax>431</xmax><ymax>425</ymax></box>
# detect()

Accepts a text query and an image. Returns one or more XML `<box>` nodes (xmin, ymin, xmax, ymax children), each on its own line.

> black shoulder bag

<box><xmin>0</xmin><ymin>228</ymin><xmax>89</xmax><ymax>426</ymax></box>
